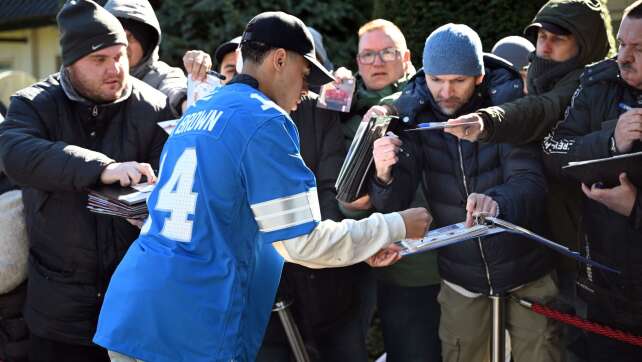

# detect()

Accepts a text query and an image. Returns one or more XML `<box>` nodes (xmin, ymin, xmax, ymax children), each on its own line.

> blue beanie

<box><xmin>423</xmin><ymin>23</ymin><xmax>484</xmax><ymax>77</ymax></box>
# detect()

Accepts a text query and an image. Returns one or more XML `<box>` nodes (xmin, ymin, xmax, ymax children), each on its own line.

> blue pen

<box><xmin>618</xmin><ymin>102</ymin><xmax>633</xmax><ymax>111</ymax></box>
<box><xmin>405</xmin><ymin>121</ymin><xmax>479</xmax><ymax>132</ymax></box>
<box><xmin>417</xmin><ymin>122</ymin><xmax>447</xmax><ymax>129</ymax></box>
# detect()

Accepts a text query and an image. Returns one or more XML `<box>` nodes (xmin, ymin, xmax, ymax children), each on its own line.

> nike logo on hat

<box><xmin>92</xmin><ymin>43</ymin><xmax>103</xmax><ymax>50</ymax></box>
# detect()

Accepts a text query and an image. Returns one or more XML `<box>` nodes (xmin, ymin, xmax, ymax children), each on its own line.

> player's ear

<box><xmin>273</xmin><ymin>49</ymin><xmax>287</xmax><ymax>72</ymax></box>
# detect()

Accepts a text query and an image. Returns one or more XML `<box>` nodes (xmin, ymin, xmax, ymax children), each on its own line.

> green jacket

<box><xmin>338</xmin><ymin>73</ymin><xmax>439</xmax><ymax>287</ymax></box>
<box><xmin>479</xmin><ymin>0</ymin><xmax>612</xmax><ymax>145</ymax></box>
<box><xmin>338</xmin><ymin>73</ymin><xmax>411</xmax><ymax>220</ymax></box>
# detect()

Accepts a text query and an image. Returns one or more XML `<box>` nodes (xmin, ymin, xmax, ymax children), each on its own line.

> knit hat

<box><xmin>57</xmin><ymin>0</ymin><xmax>128</xmax><ymax>66</ymax></box>
<box><xmin>492</xmin><ymin>36</ymin><xmax>535</xmax><ymax>70</ymax></box>
<box><xmin>423</xmin><ymin>23</ymin><xmax>484</xmax><ymax>76</ymax></box>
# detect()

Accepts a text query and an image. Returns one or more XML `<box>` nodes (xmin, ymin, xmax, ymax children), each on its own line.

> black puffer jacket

<box><xmin>371</xmin><ymin>56</ymin><xmax>552</xmax><ymax>294</ymax></box>
<box><xmin>543</xmin><ymin>59</ymin><xmax>642</xmax><ymax>332</ymax></box>
<box><xmin>0</xmin><ymin>72</ymin><xmax>170</xmax><ymax>345</ymax></box>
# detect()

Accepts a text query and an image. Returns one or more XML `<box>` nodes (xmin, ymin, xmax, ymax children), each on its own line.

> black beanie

<box><xmin>119</xmin><ymin>18</ymin><xmax>157</xmax><ymax>60</ymax></box>
<box><xmin>57</xmin><ymin>0</ymin><xmax>128</xmax><ymax>66</ymax></box>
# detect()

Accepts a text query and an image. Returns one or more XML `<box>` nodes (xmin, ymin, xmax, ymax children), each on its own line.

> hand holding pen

<box><xmin>373</xmin><ymin>131</ymin><xmax>403</xmax><ymax>184</ymax></box>
<box><xmin>614</xmin><ymin>102</ymin><xmax>642</xmax><ymax>154</ymax></box>
<box><xmin>406</xmin><ymin>113</ymin><xmax>485</xmax><ymax>142</ymax></box>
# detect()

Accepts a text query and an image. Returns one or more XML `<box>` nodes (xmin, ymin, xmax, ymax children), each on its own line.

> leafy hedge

<box><xmin>156</xmin><ymin>0</ymin><xmax>374</xmax><ymax>70</ymax></box>
<box><xmin>156</xmin><ymin>0</ymin><xmax>613</xmax><ymax>71</ymax></box>
<box><xmin>372</xmin><ymin>0</ymin><xmax>550</xmax><ymax>66</ymax></box>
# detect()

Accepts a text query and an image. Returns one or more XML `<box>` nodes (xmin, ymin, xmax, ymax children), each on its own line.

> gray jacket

<box><xmin>105</xmin><ymin>0</ymin><xmax>187</xmax><ymax>117</ymax></box>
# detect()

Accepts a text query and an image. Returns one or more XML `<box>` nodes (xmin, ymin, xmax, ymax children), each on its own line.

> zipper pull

<box><xmin>92</xmin><ymin>105</ymin><xmax>98</xmax><ymax>117</ymax></box>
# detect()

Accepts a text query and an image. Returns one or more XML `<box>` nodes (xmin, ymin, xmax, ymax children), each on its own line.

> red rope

<box><xmin>526</xmin><ymin>301</ymin><xmax>642</xmax><ymax>347</ymax></box>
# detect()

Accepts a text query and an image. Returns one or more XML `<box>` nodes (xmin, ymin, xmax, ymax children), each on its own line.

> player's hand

<box><xmin>444</xmin><ymin>113</ymin><xmax>484</xmax><ymax>142</ymax></box>
<box><xmin>399</xmin><ymin>207</ymin><xmax>432</xmax><ymax>239</ymax></box>
<box><xmin>366</xmin><ymin>243</ymin><xmax>402</xmax><ymax>267</ymax></box>
<box><xmin>581</xmin><ymin>173</ymin><xmax>637</xmax><ymax>217</ymax></box>
<box><xmin>465</xmin><ymin>193</ymin><xmax>499</xmax><ymax>227</ymax></box>
<box><xmin>100</xmin><ymin>162</ymin><xmax>156</xmax><ymax>187</ymax></box>
<box><xmin>614</xmin><ymin>108</ymin><xmax>642</xmax><ymax>153</ymax></box>
<box><xmin>373</xmin><ymin>132</ymin><xmax>402</xmax><ymax>184</ymax></box>
<box><xmin>340</xmin><ymin>194</ymin><xmax>372</xmax><ymax>211</ymax></box>
<box><xmin>183</xmin><ymin>50</ymin><xmax>212</xmax><ymax>82</ymax></box>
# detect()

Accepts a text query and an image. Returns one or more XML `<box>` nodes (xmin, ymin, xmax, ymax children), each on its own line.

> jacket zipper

<box><xmin>457</xmin><ymin>140</ymin><xmax>494</xmax><ymax>295</ymax></box>
<box><xmin>92</xmin><ymin>105</ymin><xmax>98</xmax><ymax>117</ymax></box>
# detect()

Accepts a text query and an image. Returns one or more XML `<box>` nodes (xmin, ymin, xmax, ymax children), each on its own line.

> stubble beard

<box><xmin>68</xmin><ymin>67</ymin><xmax>125</xmax><ymax>104</ymax></box>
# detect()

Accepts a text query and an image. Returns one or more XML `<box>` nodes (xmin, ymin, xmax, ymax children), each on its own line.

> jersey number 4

<box><xmin>142</xmin><ymin>148</ymin><xmax>198</xmax><ymax>242</ymax></box>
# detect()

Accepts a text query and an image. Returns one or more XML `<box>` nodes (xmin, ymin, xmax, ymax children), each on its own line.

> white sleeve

<box><xmin>272</xmin><ymin>212</ymin><xmax>406</xmax><ymax>269</ymax></box>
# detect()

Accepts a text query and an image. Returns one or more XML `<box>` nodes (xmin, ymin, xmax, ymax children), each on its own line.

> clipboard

<box><xmin>562</xmin><ymin>151</ymin><xmax>642</xmax><ymax>187</ymax></box>
<box><xmin>397</xmin><ymin>216</ymin><xmax>619</xmax><ymax>274</ymax></box>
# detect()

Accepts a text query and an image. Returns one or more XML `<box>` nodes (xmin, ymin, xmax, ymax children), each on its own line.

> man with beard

<box><xmin>542</xmin><ymin>1</ymin><xmax>642</xmax><ymax>360</ymax></box>
<box><xmin>445</xmin><ymin>0</ymin><xmax>611</xmax><ymax>144</ymax></box>
<box><xmin>0</xmin><ymin>1</ymin><xmax>172</xmax><ymax>361</ymax></box>
<box><xmin>369</xmin><ymin>24</ymin><xmax>559</xmax><ymax>361</ymax></box>
<box><xmin>444</xmin><ymin>4</ymin><xmax>612</xmax><ymax>352</ymax></box>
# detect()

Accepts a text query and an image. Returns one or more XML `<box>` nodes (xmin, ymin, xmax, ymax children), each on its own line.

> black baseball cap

<box><xmin>240</xmin><ymin>11</ymin><xmax>335</xmax><ymax>86</ymax></box>
<box><xmin>215</xmin><ymin>36</ymin><xmax>241</xmax><ymax>66</ymax></box>
<box><xmin>524</xmin><ymin>21</ymin><xmax>571</xmax><ymax>37</ymax></box>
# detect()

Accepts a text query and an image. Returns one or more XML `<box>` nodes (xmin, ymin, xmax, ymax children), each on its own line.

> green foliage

<box><xmin>372</xmin><ymin>0</ymin><xmax>549</xmax><ymax>67</ymax></box>
<box><xmin>157</xmin><ymin>0</ymin><xmax>615</xmax><ymax>72</ymax></box>
<box><xmin>156</xmin><ymin>0</ymin><xmax>374</xmax><ymax>70</ymax></box>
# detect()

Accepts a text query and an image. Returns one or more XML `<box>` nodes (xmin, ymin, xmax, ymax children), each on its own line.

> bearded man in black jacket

<box><xmin>0</xmin><ymin>1</ymin><xmax>171</xmax><ymax>361</ymax></box>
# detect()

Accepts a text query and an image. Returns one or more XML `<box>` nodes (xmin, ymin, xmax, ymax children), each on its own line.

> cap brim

<box><xmin>524</xmin><ymin>22</ymin><xmax>570</xmax><ymax>37</ymax></box>
<box><xmin>215</xmin><ymin>42</ymin><xmax>238</xmax><ymax>65</ymax></box>
<box><xmin>304</xmin><ymin>54</ymin><xmax>335</xmax><ymax>86</ymax></box>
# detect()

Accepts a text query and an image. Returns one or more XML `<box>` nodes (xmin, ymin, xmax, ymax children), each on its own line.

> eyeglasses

<box><xmin>357</xmin><ymin>48</ymin><xmax>400</xmax><ymax>65</ymax></box>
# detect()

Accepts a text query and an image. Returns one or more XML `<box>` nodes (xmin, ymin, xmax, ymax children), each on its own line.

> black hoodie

<box><xmin>478</xmin><ymin>0</ymin><xmax>612</xmax><ymax>145</ymax></box>
<box><xmin>105</xmin><ymin>0</ymin><xmax>187</xmax><ymax>117</ymax></box>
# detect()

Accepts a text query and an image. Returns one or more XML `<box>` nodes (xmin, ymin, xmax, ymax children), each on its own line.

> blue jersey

<box><xmin>94</xmin><ymin>80</ymin><xmax>320</xmax><ymax>361</ymax></box>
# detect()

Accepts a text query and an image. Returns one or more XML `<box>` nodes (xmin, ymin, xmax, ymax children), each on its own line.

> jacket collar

<box><xmin>228</xmin><ymin>73</ymin><xmax>260</xmax><ymax>89</ymax></box>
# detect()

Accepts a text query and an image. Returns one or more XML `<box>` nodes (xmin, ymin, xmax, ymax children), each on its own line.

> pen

<box><xmin>207</xmin><ymin>70</ymin><xmax>226</xmax><ymax>80</ymax></box>
<box><xmin>618</xmin><ymin>102</ymin><xmax>633</xmax><ymax>112</ymax></box>
<box><xmin>404</xmin><ymin>121</ymin><xmax>480</xmax><ymax>132</ymax></box>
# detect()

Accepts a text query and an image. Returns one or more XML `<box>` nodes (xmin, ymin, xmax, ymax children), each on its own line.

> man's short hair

<box><xmin>624</xmin><ymin>0</ymin><xmax>642</xmax><ymax>19</ymax></box>
<box><xmin>240</xmin><ymin>41</ymin><xmax>274</xmax><ymax>65</ymax></box>
<box><xmin>358</xmin><ymin>19</ymin><xmax>407</xmax><ymax>51</ymax></box>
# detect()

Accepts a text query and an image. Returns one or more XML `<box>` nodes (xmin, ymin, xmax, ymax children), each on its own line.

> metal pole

<box><xmin>273</xmin><ymin>299</ymin><xmax>311</xmax><ymax>362</ymax></box>
<box><xmin>490</xmin><ymin>295</ymin><xmax>507</xmax><ymax>362</ymax></box>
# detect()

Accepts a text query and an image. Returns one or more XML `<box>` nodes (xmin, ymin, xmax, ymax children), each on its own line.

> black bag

<box><xmin>0</xmin><ymin>282</ymin><xmax>29</xmax><ymax>362</ymax></box>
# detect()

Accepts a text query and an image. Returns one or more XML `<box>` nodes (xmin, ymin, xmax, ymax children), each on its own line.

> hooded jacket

<box><xmin>478</xmin><ymin>0</ymin><xmax>612</xmax><ymax>145</ymax></box>
<box><xmin>105</xmin><ymin>0</ymin><xmax>187</xmax><ymax>117</ymax></box>
<box><xmin>543</xmin><ymin>58</ymin><xmax>642</xmax><ymax>332</ymax></box>
<box><xmin>0</xmin><ymin>71</ymin><xmax>171</xmax><ymax>345</ymax></box>
<box><xmin>371</xmin><ymin>56</ymin><xmax>552</xmax><ymax>294</ymax></box>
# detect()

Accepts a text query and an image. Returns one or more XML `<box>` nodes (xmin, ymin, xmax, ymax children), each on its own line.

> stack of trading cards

<box><xmin>335</xmin><ymin>115</ymin><xmax>397</xmax><ymax>202</ymax></box>
<box><xmin>87</xmin><ymin>183</ymin><xmax>153</xmax><ymax>220</ymax></box>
